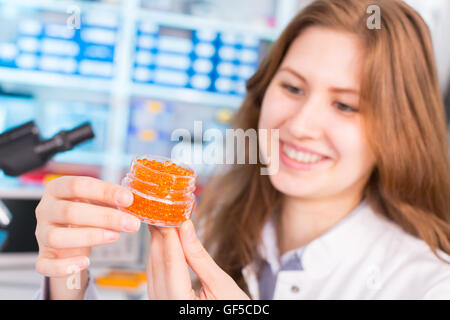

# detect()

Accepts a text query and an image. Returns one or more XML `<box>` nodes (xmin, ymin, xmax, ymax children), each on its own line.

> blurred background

<box><xmin>0</xmin><ymin>0</ymin><xmax>448</xmax><ymax>299</ymax></box>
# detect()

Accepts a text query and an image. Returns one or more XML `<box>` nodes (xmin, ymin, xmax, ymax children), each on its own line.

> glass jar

<box><xmin>121</xmin><ymin>155</ymin><xmax>197</xmax><ymax>227</ymax></box>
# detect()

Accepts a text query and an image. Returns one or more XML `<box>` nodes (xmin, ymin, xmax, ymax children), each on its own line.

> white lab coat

<box><xmin>241</xmin><ymin>200</ymin><xmax>450</xmax><ymax>299</ymax></box>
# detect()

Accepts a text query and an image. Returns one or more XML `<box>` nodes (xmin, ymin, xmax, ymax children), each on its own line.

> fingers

<box><xmin>145</xmin><ymin>258</ymin><xmax>155</xmax><ymax>300</ymax></box>
<box><xmin>34</xmin><ymin>175</ymin><xmax>139</xmax><ymax>287</ymax></box>
<box><xmin>45</xmin><ymin>176</ymin><xmax>133</xmax><ymax>207</ymax></box>
<box><xmin>37</xmin><ymin>244</ymin><xmax>91</xmax><ymax>260</ymax></box>
<box><xmin>36</xmin><ymin>254</ymin><xmax>90</xmax><ymax>278</ymax></box>
<box><xmin>39</xmin><ymin>199</ymin><xmax>140</xmax><ymax>233</ymax></box>
<box><xmin>36</xmin><ymin>224</ymin><xmax>121</xmax><ymax>249</ymax></box>
<box><xmin>179</xmin><ymin>220</ymin><xmax>234</xmax><ymax>294</ymax></box>
<box><xmin>159</xmin><ymin>227</ymin><xmax>193</xmax><ymax>299</ymax></box>
<box><xmin>148</xmin><ymin>226</ymin><xmax>193</xmax><ymax>300</ymax></box>
<box><xmin>148</xmin><ymin>226</ymin><xmax>167</xmax><ymax>299</ymax></box>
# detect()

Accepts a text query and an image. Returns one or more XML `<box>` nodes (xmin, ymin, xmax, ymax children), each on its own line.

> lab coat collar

<box><xmin>297</xmin><ymin>198</ymin><xmax>375</xmax><ymax>277</ymax></box>
<box><xmin>255</xmin><ymin>212</ymin><xmax>305</xmax><ymax>275</ymax></box>
<box><xmin>256</xmin><ymin>214</ymin><xmax>281</xmax><ymax>273</ymax></box>
<box><xmin>242</xmin><ymin>198</ymin><xmax>387</xmax><ymax>298</ymax></box>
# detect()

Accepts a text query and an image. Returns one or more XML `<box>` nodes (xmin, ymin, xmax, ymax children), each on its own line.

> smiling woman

<box><xmin>32</xmin><ymin>0</ymin><xmax>450</xmax><ymax>301</ymax></box>
<box><xmin>193</xmin><ymin>0</ymin><xmax>450</xmax><ymax>299</ymax></box>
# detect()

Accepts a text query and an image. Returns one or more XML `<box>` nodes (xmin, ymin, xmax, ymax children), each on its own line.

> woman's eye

<box><xmin>335</xmin><ymin>102</ymin><xmax>358</xmax><ymax>113</ymax></box>
<box><xmin>281</xmin><ymin>83</ymin><xmax>304</xmax><ymax>95</ymax></box>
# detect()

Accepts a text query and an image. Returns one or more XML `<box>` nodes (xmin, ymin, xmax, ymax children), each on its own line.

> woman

<box><xmin>34</xmin><ymin>0</ymin><xmax>450</xmax><ymax>299</ymax></box>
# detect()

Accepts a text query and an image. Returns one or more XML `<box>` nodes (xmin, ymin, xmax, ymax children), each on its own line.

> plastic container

<box><xmin>121</xmin><ymin>155</ymin><xmax>197</xmax><ymax>227</ymax></box>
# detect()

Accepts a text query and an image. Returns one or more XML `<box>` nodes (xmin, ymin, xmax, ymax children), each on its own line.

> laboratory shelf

<box><xmin>131</xmin><ymin>83</ymin><xmax>244</xmax><ymax>109</ymax></box>
<box><xmin>137</xmin><ymin>10</ymin><xmax>281</xmax><ymax>42</ymax></box>
<box><xmin>0</xmin><ymin>67</ymin><xmax>113</xmax><ymax>94</ymax></box>
<box><xmin>0</xmin><ymin>187</ymin><xmax>43</xmax><ymax>199</ymax></box>
<box><xmin>0</xmin><ymin>0</ymin><xmax>120</xmax><ymax>13</ymax></box>
<box><xmin>0</xmin><ymin>68</ymin><xmax>246</xmax><ymax>108</ymax></box>
<box><xmin>0</xmin><ymin>0</ymin><xmax>281</xmax><ymax>42</ymax></box>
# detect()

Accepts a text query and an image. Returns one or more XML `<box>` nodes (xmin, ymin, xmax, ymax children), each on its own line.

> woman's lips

<box><xmin>281</xmin><ymin>140</ymin><xmax>330</xmax><ymax>159</ymax></box>
<box><xmin>279</xmin><ymin>141</ymin><xmax>332</xmax><ymax>171</ymax></box>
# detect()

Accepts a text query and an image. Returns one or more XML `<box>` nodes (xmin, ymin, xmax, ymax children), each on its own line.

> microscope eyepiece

<box><xmin>66</xmin><ymin>123</ymin><xmax>95</xmax><ymax>148</ymax></box>
<box><xmin>34</xmin><ymin>122</ymin><xmax>95</xmax><ymax>156</ymax></box>
<box><xmin>0</xmin><ymin>121</ymin><xmax>95</xmax><ymax>176</ymax></box>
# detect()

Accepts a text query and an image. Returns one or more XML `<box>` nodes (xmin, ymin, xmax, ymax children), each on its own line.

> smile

<box><xmin>280</xmin><ymin>142</ymin><xmax>332</xmax><ymax>171</ymax></box>
<box><xmin>282</xmin><ymin>144</ymin><xmax>325</xmax><ymax>163</ymax></box>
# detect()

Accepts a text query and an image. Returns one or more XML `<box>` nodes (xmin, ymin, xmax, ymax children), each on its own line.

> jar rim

<box><xmin>130</xmin><ymin>154</ymin><xmax>198</xmax><ymax>181</ymax></box>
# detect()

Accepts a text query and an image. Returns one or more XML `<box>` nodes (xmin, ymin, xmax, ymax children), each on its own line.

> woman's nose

<box><xmin>286</xmin><ymin>96</ymin><xmax>327</xmax><ymax>140</ymax></box>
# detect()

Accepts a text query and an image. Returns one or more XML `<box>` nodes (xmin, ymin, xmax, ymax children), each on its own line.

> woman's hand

<box><xmin>34</xmin><ymin>176</ymin><xmax>141</xmax><ymax>299</ymax></box>
<box><xmin>147</xmin><ymin>220</ymin><xmax>250</xmax><ymax>300</ymax></box>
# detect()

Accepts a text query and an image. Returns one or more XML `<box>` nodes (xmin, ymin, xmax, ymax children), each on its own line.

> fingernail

<box><xmin>115</xmin><ymin>189</ymin><xmax>133</xmax><ymax>206</ymax></box>
<box><xmin>104</xmin><ymin>230</ymin><xmax>120</xmax><ymax>241</ymax></box>
<box><xmin>122</xmin><ymin>215</ymin><xmax>141</xmax><ymax>232</ymax></box>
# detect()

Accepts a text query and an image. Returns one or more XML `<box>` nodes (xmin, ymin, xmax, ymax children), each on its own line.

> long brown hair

<box><xmin>193</xmin><ymin>0</ymin><xmax>450</xmax><ymax>294</ymax></box>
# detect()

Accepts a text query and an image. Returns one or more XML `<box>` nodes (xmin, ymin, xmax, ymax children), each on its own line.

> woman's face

<box><xmin>258</xmin><ymin>27</ymin><xmax>376</xmax><ymax>200</ymax></box>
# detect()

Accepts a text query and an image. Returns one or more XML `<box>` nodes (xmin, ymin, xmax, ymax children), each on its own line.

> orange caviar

<box><xmin>121</xmin><ymin>155</ymin><xmax>197</xmax><ymax>227</ymax></box>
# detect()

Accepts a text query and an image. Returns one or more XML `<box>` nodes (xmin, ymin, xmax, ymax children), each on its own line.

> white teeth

<box><xmin>283</xmin><ymin>144</ymin><xmax>324</xmax><ymax>163</ymax></box>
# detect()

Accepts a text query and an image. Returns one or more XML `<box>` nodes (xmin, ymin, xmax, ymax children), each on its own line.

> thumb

<box><xmin>179</xmin><ymin>220</ymin><xmax>231</xmax><ymax>292</ymax></box>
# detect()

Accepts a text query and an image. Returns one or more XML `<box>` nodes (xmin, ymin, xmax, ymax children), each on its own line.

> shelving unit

<box><xmin>0</xmin><ymin>186</ymin><xmax>44</xmax><ymax>200</ymax></box>
<box><xmin>0</xmin><ymin>0</ymin><xmax>120</xmax><ymax>12</ymax></box>
<box><xmin>136</xmin><ymin>9</ymin><xmax>280</xmax><ymax>42</ymax></box>
<box><xmin>131</xmin><ymin>83</ymin><xmax>243</xmax><ymax>108</ymax></box>
<box><xmin>0</xmin><ymin>0</ymin><xmax>301</xmax><ymax>199</ymax></box>
<box><xmin>0</xmin><ymin>68</ymin><xmax>113</xmax><ymax>93</ymax></box>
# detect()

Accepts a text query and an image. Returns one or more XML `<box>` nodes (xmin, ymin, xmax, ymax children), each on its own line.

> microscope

<box><xmin>0</xmin><ymin>121</ymin><xmax>95</xmax><ymax>229</ymax></box>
